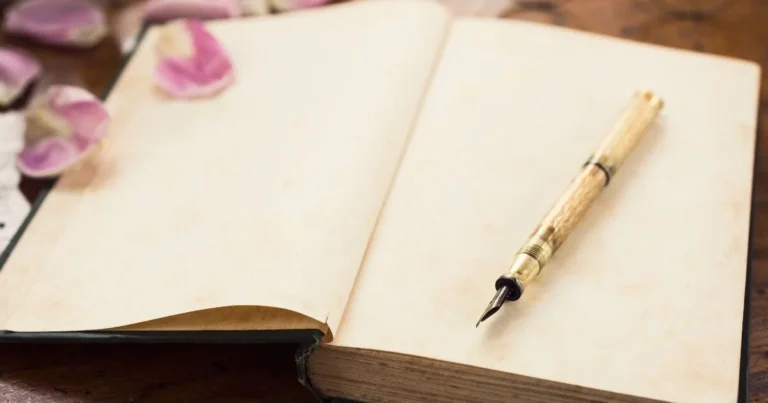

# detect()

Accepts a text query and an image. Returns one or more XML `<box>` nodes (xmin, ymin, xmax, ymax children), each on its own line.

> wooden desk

<box><xmin>1</xmin><ymin>0</ymin><xmax>767</xmax><ymax>401</ymax></box>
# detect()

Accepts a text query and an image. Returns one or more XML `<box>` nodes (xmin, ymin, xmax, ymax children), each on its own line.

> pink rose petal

<box><xmin>17</xmin><ymin>137</ymin><xmax>87</xmax><ymax>178</ymax></box>
<box><xmin>0</xmin><ymin>48</ymin><xmax>41</xmax><ymax>107</ymax></box>
<box><xmin>45</xmin><ymin>85</ymin><xmax>110</xmax><ymax>143</ymax></box>
<box><xmin>144</xmin><ymin>0</ymin><xmax>242</xmax><ymax>22</ymax></box>
<box><xmin>270</xmin><ymin>0</ymin><xmax>330</xmax><ymax>12</ymax></box>
<box><xmin>3</xmin><ymin>0</ymin><xmax>108</xmax><ymax>48</ymax></box>
<box><xmin>153</xmin><ymin>19</ymin><xmax>235</xmax><ymax>99</ymax></box>
<box><xmin>17</xmin><ymin>85</ymin><xmax>110</xmax><ymax>178</ymax></box>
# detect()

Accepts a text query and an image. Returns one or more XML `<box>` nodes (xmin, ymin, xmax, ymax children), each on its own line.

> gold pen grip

<box><xmin>586</xmin><ymin>90</ymin><xmax>663</xmax><ymax>183</ymax></box>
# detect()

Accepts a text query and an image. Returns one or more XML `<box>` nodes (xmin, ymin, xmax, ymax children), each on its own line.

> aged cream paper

<box><xmin>0</xmin><ymin>0</ymin><xmax>450</xmax><ymax>336</ymax></box>
<box><xmin>333</xmin><ymin>18</ymin><xmax>760</xmax><ymax>403</ymax></box>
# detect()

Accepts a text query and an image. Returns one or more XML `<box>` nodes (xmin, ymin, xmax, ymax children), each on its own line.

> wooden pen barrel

<box><xmin>532</xmin><ymin>164</ymin><xmax>607</xmax><ymax>251</ymax></box>
<box><xmin>500</xmin><ymin>90</ymin><xmax>663</xmax><ymax>291</ymax></box>
<box><xmin>534</xmin><ymin>90</ymin><xmax>662</xmax><ymax>254</ymax></box>
<box><xmin>586</xmin><ymin>90</ymin><xmax>664</xmax><ymax>184</ymax></box>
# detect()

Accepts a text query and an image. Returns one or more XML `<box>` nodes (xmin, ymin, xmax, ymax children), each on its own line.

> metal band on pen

<box><xmin>584</xmin><ymin>90</ymin><xmax>664</xmax><ymax>187</ymax></box>
<box><xmin>584</xmin><ymin>157</ymin><xmax>615</xmax><ymax>186</ymax></box>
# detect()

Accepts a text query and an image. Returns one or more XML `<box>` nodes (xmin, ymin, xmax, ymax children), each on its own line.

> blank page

<box><xmin>0</xmin><ymin>0</ymin><xmax>450</xmax><ymax>335</ymax></box>
<box><xmin>333</xmin><ymin>19</ymin><xmax>760</xmax><ymax>403</ymax></box>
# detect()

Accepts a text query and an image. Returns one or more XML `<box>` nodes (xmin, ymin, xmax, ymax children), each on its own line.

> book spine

<box><xmin>295</xmin><ymin>333</ymin><xmax>329</xmax><ymax>402</ymax></box>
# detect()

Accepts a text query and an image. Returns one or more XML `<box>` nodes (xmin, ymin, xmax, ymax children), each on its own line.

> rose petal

<box><xmin>46</xmin><ymin>85</ymin><xmax>110</xmax><ymax>143</ymax></box>
<box><xmin>0</xmin><ymin>48</ymin><xmax>41</xmax><ymax>107</ymax></box>
<box><xmin>153</xmin><ymin>19</ymin><xmax>235</xmax><ymax>98</ymax></box>
<box><xmin>17</xmin><ymin>85</ymin><xmax>109</xmax><ymax>177</ymax></box>
<box><xmin>17</xmin><ymin>137</ymin><xmax>86</xmax><ymax>178</ymax></box>
<box><xmin>144</xmin><ymin>0</ymin><xmax>242</xmax><ymax>22</ymax></box>
<box><xmin>269</xmin><ymin>0</ymin><xmax>330</xmax><ymax>12</ymax></box>
<box><xmin>24</xmin><ymin>85</ymin><xmax>109</xmax><ymax>144</ymax></box>
<box><xmin>3</xmin><ymin>0</ymin><xmax>108</xmax><ymax>48</ymax></box>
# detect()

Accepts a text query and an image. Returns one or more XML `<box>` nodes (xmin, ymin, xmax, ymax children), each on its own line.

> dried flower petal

<box><xmin>17</xmin><ymin>85</ymin><xmax>110</xmax><ymax>178</ymax></box>
<box><xmin>17</xmin><ymin>137</ymin><xmax>86</xmax><ymax>178</ymax></box>
<box><xmin>144</xmin><ymin>0</ymin><xmax>242</xmax><ymax>22</ymax></box>
<box><xmin>3</xmin><ymin>0</ymin><xmax>108</xmax><ymax>48</ymax></box>
<box><xmin>0</xmin><ymin>48</ymin><xmax>41</xmax><ymax>107</ymax></box>
<box><xmin>269</xmin><ymin>0</ymin><xmax>330</xmax><ymax>12</ymax></box>
<box><xmin>153</xmin><ymin>19</ymin><xmax>235</xmax><ymax>98</ymax></box>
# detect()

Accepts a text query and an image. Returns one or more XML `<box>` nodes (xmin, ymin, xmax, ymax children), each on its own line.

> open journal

<box><xmin>0</xmin><ymin>0</ymin><xmax>760</xmax><ymax>402</ymax></box>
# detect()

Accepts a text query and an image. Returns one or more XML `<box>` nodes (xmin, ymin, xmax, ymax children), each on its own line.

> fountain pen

<box><xmin>476</xmin><ymin>90</ymin><xmax>664</xmax><ymax>327</ymax></box>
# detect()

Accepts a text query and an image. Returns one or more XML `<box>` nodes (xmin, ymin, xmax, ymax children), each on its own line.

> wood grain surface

<box><xmin>534</xmin><ymin>164</ymin><xmax>606</xmax><ymax>251</ymax></box>
<box><xmin>1</xmin><ymin>0</ymin><xmax>767</xmax><ymax>402</ymax></box>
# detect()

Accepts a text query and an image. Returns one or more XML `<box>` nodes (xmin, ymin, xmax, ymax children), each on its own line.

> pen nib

<box><xmin>476</xmin><ymin>285</ymin><xmax>510</xmax><ymax>327</ymax></box>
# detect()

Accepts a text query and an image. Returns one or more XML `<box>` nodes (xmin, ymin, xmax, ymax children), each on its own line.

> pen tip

<box><xmin>476</xmin><ymin>286</ymin><xmax>510</xmax><ymax>328</ymax></box>
<box><xmin>476</xmin><ymin>305</ymin><xmax>500</xmax><ymax>327</ymax></box>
